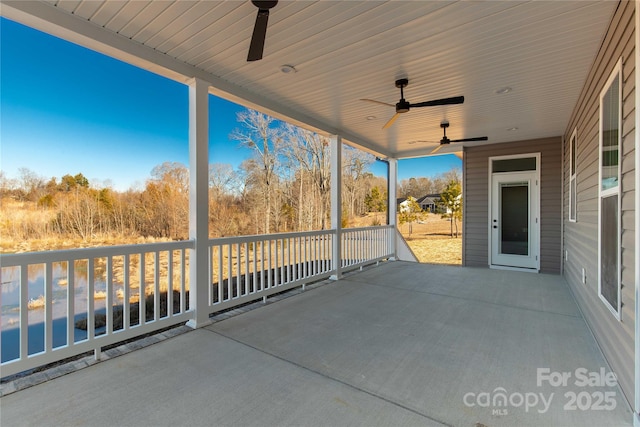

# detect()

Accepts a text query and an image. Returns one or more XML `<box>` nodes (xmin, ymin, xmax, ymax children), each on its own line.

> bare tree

<box><xmin>442</xmin><ymin>168</ymin><xmax>462</xmax><ymax>185</ymax></box>
<box><xmin>137</xmin><ymin>162</ymin><xmax>189</xmax><ymax>239</ymax></box>
<box><xmin>0</xmin><ymin>171</ymin><xmax>17</xmax><ymax>198</ymax></box>
<box><xmin>17</xmin><ymin>168</ymin><xmax>46</xmax><ymax>201</ymax></box>
<box><xmin>231</xmin><ymin>110</ymin><xmax>283</xmax><ymax>234</ymax></box>
<box><xmin>398</xmin><ymin>176</ymin><xmax>435</xmax><ymax>198</ymax></box>
<box><xmin>281</xmin><ymin>124</ymin><xmax>331</xmax><ymax>230</ymax></box>
<box><xmin>151</xmin><ymin>162</ymin><xmax>189</xmax><ymax>195</ymax></box>
<box><xmin>342</xmin><ymin>145</ymin><xmax>375</xmax><ymax>223</ymax></box>
<box><xmin>54</xmin><ymin>190</ymin><xmax>99</xmax><ymax>240</ymax></box>
<box><xmin>209</xmin><ymin>163</ymin><xmax>241</xmax><ymax>196</ymax></box>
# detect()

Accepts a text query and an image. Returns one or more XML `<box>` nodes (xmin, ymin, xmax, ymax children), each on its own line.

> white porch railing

<box><xmin>341</xmin><ymin>225</ymin><xmax>394</xmax><ymax>269</ymax></box>
<box><xmin>0</xmin><ymin>241</ymin><xmax>193</xmax><ymax>377</ymax></box>
<box><xmin>1</xmin><ymin>226</ymin><xmax>394</xmax><ymax>378</ymax></box>
<box><xmin>207</xmin><ymin>230</ymin><xmax>335</xmax><ymax>313</ymax></box>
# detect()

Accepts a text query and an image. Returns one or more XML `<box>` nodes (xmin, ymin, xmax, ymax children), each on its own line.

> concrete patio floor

<box><xmin>0</xmin><ymin>261</ymin><xmax>633</xmax><ymax>427</ymax></box>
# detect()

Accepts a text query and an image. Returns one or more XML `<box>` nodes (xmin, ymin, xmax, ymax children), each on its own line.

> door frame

<box><xmin>487</xmin><ymin>153</ymin><xmax>541</xmax><ymax>272</ymax></box>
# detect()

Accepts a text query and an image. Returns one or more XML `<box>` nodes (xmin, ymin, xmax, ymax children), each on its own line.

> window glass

<box><xmin>569</xmin><ymin>178</ymin><xmax>577</xmax><ymax>221</ymax></box>
<box><xmin>569</xmin><ymin>131</ymin><xmax>577</xmax><ymax>222</ymax></box>
<box><xmin>601</xmin><ymin>74</ymin><xmax>619</xmax><ymax>191</ymax></box>
<box><xmin>570</xmin><ymin>136</ymin><xmax>576</xmax><ymax>176</ymax></box>
<box><xmin>598</xmin><ymin>60</ymin><xmax>621</xmax><ymax>319</ymax></box>
<box><xmin>600</xmin><ymin>195</ymin><xmax>619</xmax><ymax>312</ymax></box>
<box><xmin>492</xmin><ymin>157</ymin><xmax>536</xmax><ymax>173</ymax></box>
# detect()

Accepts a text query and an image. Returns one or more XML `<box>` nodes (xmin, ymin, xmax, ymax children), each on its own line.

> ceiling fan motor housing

<box><xmin>396</xmin><ymin>99</ymin><xmax>410</xmax><ymax>113</ymax></box>
<box><xmin>252</xmin><ymin>0</ymin><xmax>278</xmax><ymax>9</ymax></box>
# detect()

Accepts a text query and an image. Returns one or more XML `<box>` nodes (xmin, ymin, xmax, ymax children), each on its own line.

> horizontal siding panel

<box><xmin>562</xmin><ymin>0</ymin><xmax>635</xmax><ymax>409</ymax></box>
<box><xmin>464</xmin><ymin>137</ymin><xmax>561</xmax><ymax>273</ymax></box>
<box><xmin>622</xmin><ymin>191</ymin><xmax>636</xmax><ymax>211</ymax></box>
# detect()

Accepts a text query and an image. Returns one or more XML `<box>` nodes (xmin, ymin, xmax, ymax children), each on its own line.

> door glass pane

<box><xmin>600</xmin><ymin>194</ymin><xmax>618</xmax><ymax>312</ymax></box>
<box><xmin>500</xmin><ymin>183</ymin><xmax>529</xmax><ymax>256</ymax></box>
<box><xmin>492</xmin><ymin>157</ymin><xmax>536</xmax><ymax>173</ymax></box>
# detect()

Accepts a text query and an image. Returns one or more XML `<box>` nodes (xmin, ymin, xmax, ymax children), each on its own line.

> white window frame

<box><xmin>568</xmin><ymin>128</ymin><xmax>577</xmax><ymax>222</ymax></box>
<box><xmin>598</xmin><ymin>58</ymin><xmax>622</xmax><ymax>320</ymax></box>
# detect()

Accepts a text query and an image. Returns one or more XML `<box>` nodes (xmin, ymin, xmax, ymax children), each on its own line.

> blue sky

<box><xmin>1</xmin><ymin>17</ymin><xmax>460</xmax><ymax>191</ymax></box>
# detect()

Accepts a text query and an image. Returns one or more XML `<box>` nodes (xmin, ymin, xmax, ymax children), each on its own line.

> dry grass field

<box><xmin>352</xmin><ymin>213</ymin><xmax>462</xmax><ymax>265</ymax></box>
<box><xmin>399</xmin><ymin>215</ymin><xmax>462</xmax><ymax>265</ymax></box>
<box><xmin>2</xmin><ymin>199</ymin><xmax>461</xmax><ymax>265</ymax></box>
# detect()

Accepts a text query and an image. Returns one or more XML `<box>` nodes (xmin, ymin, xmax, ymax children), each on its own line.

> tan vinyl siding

<box><xmin>562</xmin><ymin>0</ymin><xmax>635</xmax><ymax>408</ymax></box>
<box><xmin>463</xmin><ymin>137</ymin><xmax>562</xmax><ymax>273</ymax></box>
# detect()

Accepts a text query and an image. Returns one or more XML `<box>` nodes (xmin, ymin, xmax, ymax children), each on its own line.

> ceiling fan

<box><xmin>247</xmin><ymin>1</ymin><xmax>278</xmax><ymax>62</ymax></box>
<box><xmin>361</xmin><ymin>79</ymin><xmax>464</xmax><ymax>129</ymax></box>
<box><xmin>409</xmin><ymin>121</ymin><xmax>488</xmax><ymax>154</ymax></box>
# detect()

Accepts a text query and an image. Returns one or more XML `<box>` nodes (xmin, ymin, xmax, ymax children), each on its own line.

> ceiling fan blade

<box><xmin>406</xmin><ymin>140</ymin><xmax>439</xmax><ymax>145</ymax></box>
<box><xmin>449</xmin><ymin>136</ymin><xmax>488</xmax><ymax>143</ymax></box>
<box><xmin>410</xmin><ymin>96</ymin><xmax>464</xmax><ymax>108</ymax></box>
<box><xmin>430</xmin><ymin>144</ymin><xmax>445</xmax><ymax>154</ymax></box>
<box><xmin>247</xmin><ymin>8</ymin><xmax>271</xmax><ymax>61</ymax></box>
<box><xmin>382</xmin><ymin>112</ymin><xmax>400</xmax><ymax>129</ymax></box>
<box><xmin>360</xmin><ymin>99</ymin><xmax>395</xmax><ymax>108</ymax></box>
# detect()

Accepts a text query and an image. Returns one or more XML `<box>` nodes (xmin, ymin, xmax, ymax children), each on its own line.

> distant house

<box><xmin>416</xmin><ymin>194</ymin><xmax>442</xmax><ymax>213</ymax></box>
<box><xmin>396</xmin><ymin>197</ymin><xmax>412</xmax><ymax>213</ymax></box>
<box><xmin>397</xmin><ymin>194</ymin><xmax>449</xmax><ymax>214</ymax></box>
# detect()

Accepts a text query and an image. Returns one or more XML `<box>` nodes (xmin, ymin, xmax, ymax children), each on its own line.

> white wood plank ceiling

<box><xmin>2</xmin><ymin>0</ymin><xmax>617</xmax><ymax>158</ymax></box>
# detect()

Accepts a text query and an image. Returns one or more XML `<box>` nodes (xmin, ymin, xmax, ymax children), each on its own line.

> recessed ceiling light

<box><xmin>507</xmin><ymin>127</ymin><xmax>519</xmax><ymax>131</ymax></box>
<box><xmin>279</xmin><ymin>64</ymin><xmax>297</xmax><ymax>74</ymax></box>
<box><xmin>496</xmin><ymin>87</ymin><xmax>513</xmax><ymax>94</ymax></box>
<box><xmin>366</xmin><ymin>115</ymin><xmax>376</xmax><ymax>121</ymax></box>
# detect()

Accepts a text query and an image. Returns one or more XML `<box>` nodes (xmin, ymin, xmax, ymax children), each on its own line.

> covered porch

<box><xmin>1</xmin><ymin>262</ymin><xmax>632</xmax><ymax>426</ymax></box>
<box><xmin>1</xmin><ymin>1</ymin><xmax>639</xmax><ymax>425</ymax></box>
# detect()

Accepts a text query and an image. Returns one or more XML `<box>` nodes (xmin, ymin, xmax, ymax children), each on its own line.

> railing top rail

<box><xmin>0</xmin><ymin>240</ymin><xmax>195</xmax><ymax>267</ymax></box>
<box><xmin>1</xmin><ymin>225</ymin><xmax>392</xmax><ymax>267</ymax></box>
<box><xmin>209</xmin><ymin>229</ymin><xmax>334</xmax><ymax>245</ymax></box>
<box><xmin>342</xmin><ymin>225</ymin><xmax>393</xmax><ymax>233</ymax></box>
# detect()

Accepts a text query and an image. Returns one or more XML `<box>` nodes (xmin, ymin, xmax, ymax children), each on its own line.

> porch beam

<box><xmin>186</xmin><ymin>77</ymin><xmax>212</xmax><ymax>329</ymax></box>
<box><xmin>330</xmin><ymin>135</ymin><xmax>343</xmax><ymax>280</ymax></box>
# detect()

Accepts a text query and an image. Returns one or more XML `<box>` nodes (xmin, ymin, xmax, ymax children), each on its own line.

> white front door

<box><xmin>490</xmin><ymin>171</ymin><xmax>539</xmax><ymax>270</ymax></box>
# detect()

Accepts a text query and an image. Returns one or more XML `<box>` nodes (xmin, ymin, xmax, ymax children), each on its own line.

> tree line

<box><xmin>2</xmin><ymin>109</ymin><xmax>461</xmax><ymax>244</ymax></box>
<box><xmin>1</xmin><ymin>110</ymin><xmax>387</xmax><ymax>242</ymax></box>
<box><xmin>397</xmin><ymin>170</ymin><xmax>461</xmax><ymax>199</ymax></box>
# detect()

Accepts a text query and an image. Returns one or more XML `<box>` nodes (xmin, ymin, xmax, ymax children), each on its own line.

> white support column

<box><xmin>461</xmin><ymin>149</ymin><xmax>467</xmax><ymax>266</ymax></box>
<box><xmin>186</xmin><ymin>77</ymin><xmax>212</xmax><ymax>329</ymax></box>
<box><xmin>634</xmin><ymin>2</ymin><xmax>640</xmax><ymax>425</ymax></box>
<box><xmin>387</xmin><ymin>158</ymin><xmax>398</xmax><ymax>260</ymax></box>
<box><xmin>330</xmin><ymin>135</ymin><xmax>343</xmax><ymax>280</ymax></box>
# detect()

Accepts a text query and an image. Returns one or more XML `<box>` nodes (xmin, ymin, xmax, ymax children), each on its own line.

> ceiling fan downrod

<box><xmin>440</xmin><ymin>121</ymin><xmax>451</xmax><ymax>144</ymax></box>
<box><xmin>395</xmin><ymin>79</ymin><xmax>410</xmax><ymax>113</ymax></box>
